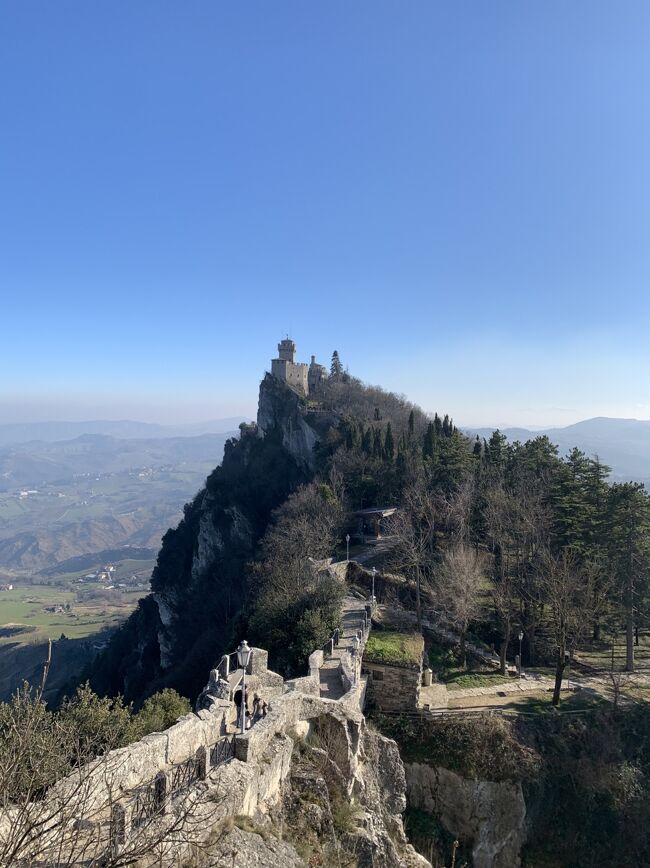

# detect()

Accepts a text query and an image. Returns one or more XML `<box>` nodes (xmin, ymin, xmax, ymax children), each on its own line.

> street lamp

<box><xmin>518</xmin><ymin>631</ymin><xmax>524</xmax><ymax>678</ymax></box>
<box><xmin>346</xmin><ymin>533</ymin><xmax>350</xmax><ymax>562</ymax></box>
<box><xmin>237</xmin><ymin>640</ymin><xmax>252</xmax><ymax>734</ymax></box>
<box><xmin>371</xmin><ymin>567</ymin><xmax>376</xmax><ymax>604</ymax></box>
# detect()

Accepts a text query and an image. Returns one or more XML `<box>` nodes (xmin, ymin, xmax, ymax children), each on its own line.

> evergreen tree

<box><xmin>423</xmin><ymin>422</ymin><xmax>436</xmax><ymax>461</ymax></box>
<box><xmin>472</xmin><ymin>435</ymin><xmax>482</xmax><ymax>458</ymax></box>
<box><xmin>372</xmin><ymin>428</ymin><xmax>383</xmax><ymax>460</ymax></box>
<box><xmin>408</xmin><ymin>410</ymin><xmax>415</xmax><ymax>438</ymax></box>
<box><xmin>433</xmin><ymin>413</ymin><xmax>442</xmax><ymax>437</ymax></box>
<box><xmin>361</xmin><ymin>426</ymin><xmax>372</xmax><ymax>456</ymax></box>
<box><xmin>384</xmin><ymin>422</ymin><xmax>395</xmax><ymax>461</ymax></box>
<box><xmin>487</xmin><ymin>430</ymin><xmax>508</xmax><ymax>469</ymax></box>
<box><xmin>606</xmin><ymin>483</ymin><xmax>650</xmax><ymax>671</ymax></box>
<box><xmin>330</xmin><ymin>350</ymin><xmax>342</xmax><ymax>378</ymax></box>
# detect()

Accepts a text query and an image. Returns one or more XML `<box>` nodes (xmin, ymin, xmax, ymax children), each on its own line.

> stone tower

<box><xmin>277</xmin><ymin>338</ymin><xmax>296</xmax><ymax>362</ymax></box>
<box><xmin>271</xmin><ymin>337</ymin><xmax>309</xmax><ymax>394</ymax></box>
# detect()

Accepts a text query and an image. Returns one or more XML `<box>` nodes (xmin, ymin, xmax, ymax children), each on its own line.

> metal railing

<box><xmin>210</xmin><ymin>735</ymin><xmax>235</xmax><ymax>767</ymax></box>
<box><xmin>171</xmin><ymin>749</ymin><xmax>204</xmax><ymax>795</ymax></box>
<box><xmin>130</xmin><ymin>772</ymin><xmax>166</xmax><ymax>828</ymax></box>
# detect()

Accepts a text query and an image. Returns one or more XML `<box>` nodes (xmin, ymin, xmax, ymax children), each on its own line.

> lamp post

<box><xmin>371</xmin><ymin>567</ymin><xmax>376</xmax><ymax>605</ymax></box>
<box><xmin>237</xmin><ymin>640</ymin><xmax>252</xmax><ymax>734</ymax></box>
<box><xmin>518</xmin><ymin>630</ymin><xmax>524</xmax><ymax>678</ymax></box>
<box><xmin>346</xmin><ymin>533</ymin><xmax>350</xmax><ymax>563</ymax></box>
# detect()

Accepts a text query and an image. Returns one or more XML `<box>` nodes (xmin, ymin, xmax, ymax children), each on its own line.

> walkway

<box><xmin>319</xmin><ymin>595</ymin><xmax>369</xmax><ymax>700</ymax></box>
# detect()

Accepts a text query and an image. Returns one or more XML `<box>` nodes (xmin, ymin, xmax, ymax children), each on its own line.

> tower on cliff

<box><xmin>270</xmin><ymin>338</ymin><xmax>326</xmax><ymax>396</ymax></box>
<box><xmin>271</xmin><ymin>337</ymin><xmax>309</xmax><ymax>394</ymax></box>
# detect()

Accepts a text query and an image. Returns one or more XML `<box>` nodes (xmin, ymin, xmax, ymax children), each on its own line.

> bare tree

<box><xmin>387</xmin><ymin>481</ymin><xmax>438</xmax><ymax>626</ymax></box>
<box><xmin>0</xmin><ymin>658</ymin><xmax>228</xmax><ymax>866</ymax></box>
<box><xmin>608</xmin><ymin>670</ymin><xmax>632</xmax><ymax>710</ymax></box>
<box><xmin>485</xmin><ymin>480</ymin><xmax>549</xmax><ymax>669</ymax></box>
<box><xmin>433</xmin><ymin>545</ymin><xmax>485</xmax><ymax>669</ymax></box>
<box><xmin>539</xmin><ymin>548</ymin><xmax>601</xmax><ymax>706</ymax></box>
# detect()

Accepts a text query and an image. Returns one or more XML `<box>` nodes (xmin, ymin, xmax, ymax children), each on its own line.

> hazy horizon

<box><xmin>1</xmin><ymin>391</ymin><xmax>649</xmax><ymax>432</ymax></box>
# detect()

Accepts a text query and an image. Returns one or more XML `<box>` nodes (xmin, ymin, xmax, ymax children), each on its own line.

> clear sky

<box><xmin>1</xmin><ymin>2</ymin><xmax>649</xmax><ymax>428</ymax></box>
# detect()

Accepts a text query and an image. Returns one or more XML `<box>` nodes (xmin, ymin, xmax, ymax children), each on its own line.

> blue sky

<box><xmin>1</xmin><ymin>2</ymin><xmax>649</xmax><ymax>427</ymax></box>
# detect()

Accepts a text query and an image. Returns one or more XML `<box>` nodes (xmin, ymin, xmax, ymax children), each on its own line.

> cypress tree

<box><xmin>408</xmin><ymin>410</ymin><xmax>415</xmax><ymax>438</ymax></box>
<box><xmin>384</xmin><ymin>422</ymin><xmax>395</xmax><ymax>461</ymax></box>
<box><xmin>330</xmin><ymin>350</ymin><xmax>342</xmax><ymax>379</ymax></box>
<box><xmin>423</xmin><ymin>422</ymin><xmax>436</xmax><ymax>461</ymax></box>
<box><xmin>372</xmin><ymin>428</ymin><xmax>383</xmax><ymax>459</ymax></box>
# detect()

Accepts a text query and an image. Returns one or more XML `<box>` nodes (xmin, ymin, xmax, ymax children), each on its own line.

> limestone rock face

<box><xmin>256</xmin><ymin>373</ymin><xmax>320</xmax><ymax>469</ymax></box>
<box><xmin>206</xmin><ymin>826</ymin><xmax>306</xmax><ymax>867</ymax></box>
<box><xmin>405</xmin><ymin>763</ymin><xmax>527</xmax><ymax>868</ymax></box>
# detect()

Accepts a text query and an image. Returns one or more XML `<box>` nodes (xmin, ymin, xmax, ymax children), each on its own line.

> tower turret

<box><xmin>277</xmin><ymin>338</ymin><xmax>296</xmax><ymax>363</ymax></box>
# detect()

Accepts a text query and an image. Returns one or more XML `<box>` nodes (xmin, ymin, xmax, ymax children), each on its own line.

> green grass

<box><xmin>427</xmin><ymin>639</ymin><xmax>508</xmax><ymax>688</ymax></box>
<box><xmin>445</xmin><ymin>672</ymin><xmax>513</xmax><ymax>690</ymax></box>
<box><xmin>514</xmin><ymin>690</ymin><xmax>608</xmax><ymax>715</ymax></box>
<box><xmin>0</xmin><ymin>586</ymin><xmax>139</xmax><ymax>642</ymax></box>
<box><xmin>364</xmin><ymin>630</ymin><xmax>424</xmax><ymax>667</ymax></box>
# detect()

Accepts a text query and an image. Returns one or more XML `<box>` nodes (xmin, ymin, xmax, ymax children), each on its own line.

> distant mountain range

<box><xmin>0</xmin><ymin>429</ymin><xmax>238</xmax><ymax>573</ymax></box>
<box><xmin>466</xmin><ymin>417</ymin><xmax>650</xmax><ymax>485</ymax></box>
<box><xmin>0</xmin><ymin>418</ymin><xmax>250</xmax><ymax>447</ymax></box>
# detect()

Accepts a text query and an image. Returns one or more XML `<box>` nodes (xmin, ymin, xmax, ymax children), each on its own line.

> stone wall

<box><xmin>364</xmin><ymin>661</ymin><xmax>422</xmax><ymax>712</ymax></box>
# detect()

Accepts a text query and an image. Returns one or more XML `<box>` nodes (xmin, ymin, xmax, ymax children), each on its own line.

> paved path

<box><xmin>319</xmin><ymin>595</ymin><xmax>368</xmax><ymax>700</ymax></box>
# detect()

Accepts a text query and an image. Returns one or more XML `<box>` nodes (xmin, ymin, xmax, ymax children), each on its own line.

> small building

<box><xmin>362</xmin><ymin>630</ymin><xmax>424</xmax><ymax>713</ymax></box>
<box><xmin>239</xmin><ymin>421</ymin><xmax>258</xmax><ymax>438</ymax></box>
<box><xmin>308</xmin><ymin>355</ymin><xmax>327</xmax><ymax>393</ymax></box>
<box><xmin>353</xmin><ymin>507</ymin><xmax>398</xmax><ymax>540</ymax></box>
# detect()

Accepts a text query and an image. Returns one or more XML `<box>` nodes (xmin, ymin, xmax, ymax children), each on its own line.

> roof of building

<box><xmin>353</xmin><ymin>507</ymin><xmax>398</xmax><ymax>518</ymax></box>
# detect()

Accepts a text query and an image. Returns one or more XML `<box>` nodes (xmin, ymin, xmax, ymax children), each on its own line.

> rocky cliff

<box><xmin>88</xmin><ymin>376</ymin><xmax>330</xmax><ymax>703</ymax></box>
<box><xmin>405</xmin><ymin>762</ymin><xmax>527</xmax><ymax>868</ymax></box>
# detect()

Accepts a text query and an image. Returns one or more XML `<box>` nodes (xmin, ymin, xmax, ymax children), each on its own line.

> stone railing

<box><xmin>338</xmin><ymin>600</ymin><xmax>375</xmax><ymax>700</ymax></box>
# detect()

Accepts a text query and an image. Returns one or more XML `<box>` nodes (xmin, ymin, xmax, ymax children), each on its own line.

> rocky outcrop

<box><xmin>256</xmin><ymin>373</ymin><xmax>321</xmax><ymax>469</ymax></box>
<box><xmin>405</xmin><ymin>763</ymin><xmax>527</xmax><ymax>868</ymax></box>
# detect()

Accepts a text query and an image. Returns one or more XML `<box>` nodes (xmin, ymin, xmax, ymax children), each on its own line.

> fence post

<box><xmin>110</xmin><ymin>802</ymin><xmax>127</xmax><ymax>857</ymax></box>
<box><xmin>218</xmin><ymin>654</ymin><xmax>230</xmax><ymax>679</ymax></box>
<box><xmin>196</xmin><ymin>745</ymin><xmax>207</xmax><ymax>781</ymax></box>
<box><xmin>154</xmin><ymin>771</ymin><xmax>168</xmax><ymax>814</ymax></box>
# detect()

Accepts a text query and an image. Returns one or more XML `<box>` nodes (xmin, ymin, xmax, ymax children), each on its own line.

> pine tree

<box><xmin>487</xmin><ymin>430</ymin><xmax>508</xmax><ymax>467</ymax></box>
<box><xmin>384</xmin><ymin>422</ymin><xmax>395</xmax><ymax>461</ymax></box>
<box><xmin>606</xmin><ymin>482</ymin><xmax>650</xmax><ymax>671</ymax></box>
<box><xmin>330</xmin><ymin>350</ymin><xmax>342</xmax><ymax>379</ymax></box>
<box><xmin>372</xmin><ymin>428</ymin><xmax>383</xmax><ymax>459</ymax></box>
<box><xmin>423</xmin><ymin>422</ymin><xmax>436</xmax><ymax>461</ymax></box>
